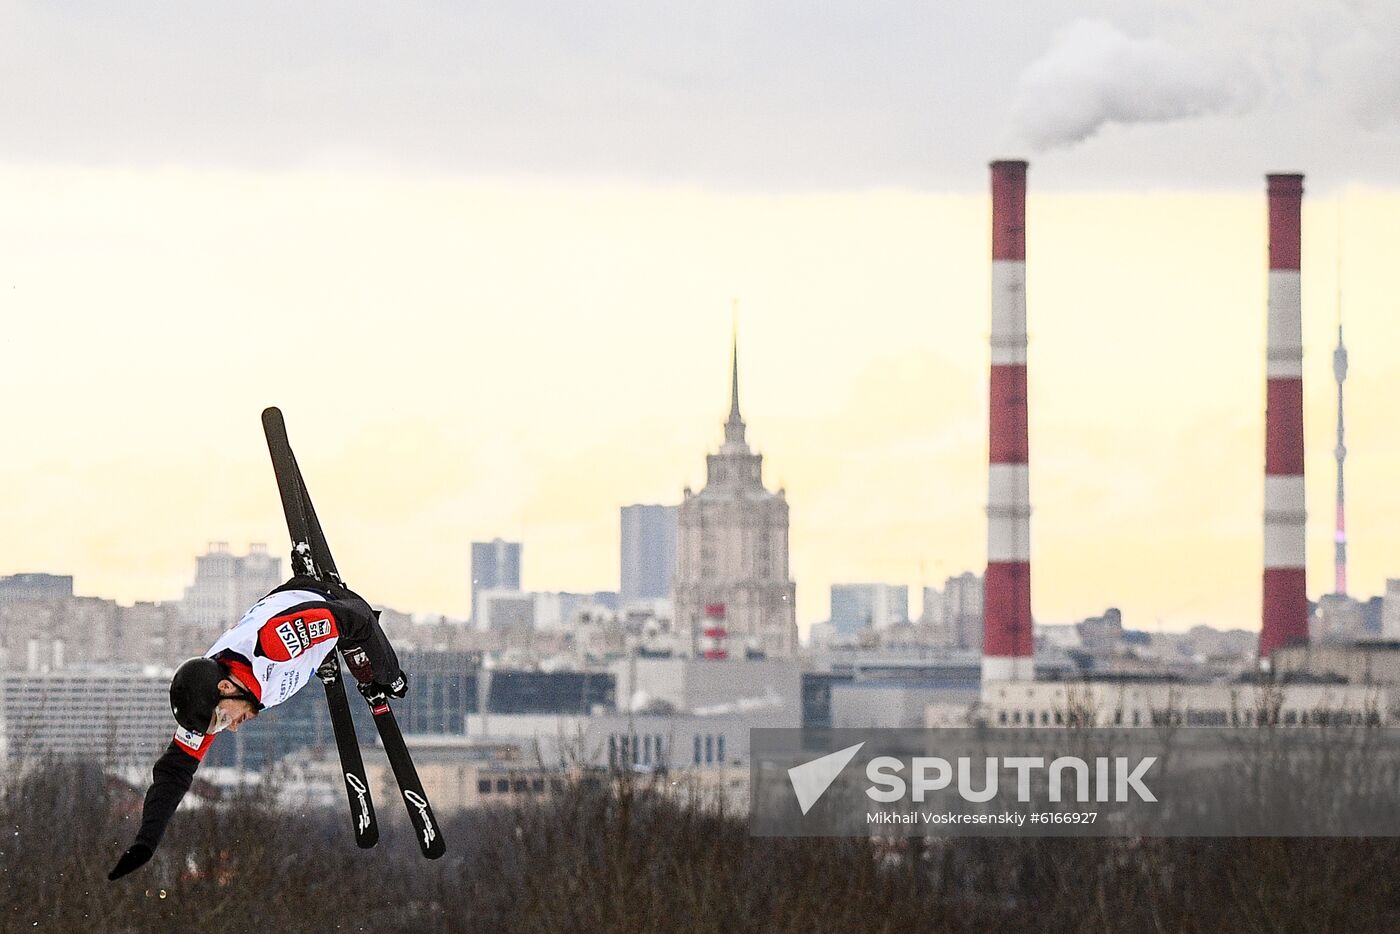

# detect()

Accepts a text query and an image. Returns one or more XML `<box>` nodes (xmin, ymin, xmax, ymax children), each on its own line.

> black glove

<box><xmin>357</xmin><ymin>673</ymin><xmax>408</xmax><ymax>705</ymax></box>
<box><xmin>108</xmin><ymin>843</ymin><xmax>153</xmax><ymax>881</ymax></box>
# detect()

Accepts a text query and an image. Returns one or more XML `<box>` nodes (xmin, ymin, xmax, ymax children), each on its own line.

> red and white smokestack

<box><xmin>984</xmin><ymin>160</ymin><xmax>1034</xmax><ymax>682</ymax></box>
<box><xmin>1260</xmin><ymin>173</ymin><xmax>1308</xmax><ymax>659</ymax></box>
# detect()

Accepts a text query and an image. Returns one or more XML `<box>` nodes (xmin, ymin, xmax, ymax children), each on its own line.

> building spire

<box><xmin>725</xmin><ymin>300</ymin><xmax>746</xmax><ymax>445</ymax></box>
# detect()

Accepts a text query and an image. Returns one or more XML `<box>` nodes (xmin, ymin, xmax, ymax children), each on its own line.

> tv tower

<box><xmin>1332</xmin><ymin>201</ymin><xmax>1350</xmax><ymax>598</ymax></box>
<box><xmin>1333</xmin><ymin>323</ymin><xmax>1348</xmax><ymax>596</ymax></box>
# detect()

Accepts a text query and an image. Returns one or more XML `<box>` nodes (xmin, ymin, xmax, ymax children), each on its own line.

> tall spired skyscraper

<box><xmin>673</xmin><ymin>334</ymin><xmax>798</xmax><ymax>657</ymax></box>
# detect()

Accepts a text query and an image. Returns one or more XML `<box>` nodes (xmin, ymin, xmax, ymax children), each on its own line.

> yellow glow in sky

<box><xmin>2</xmin><ymin>166</ymin><xmax>1397</xmax><ymax>633</ymax></box>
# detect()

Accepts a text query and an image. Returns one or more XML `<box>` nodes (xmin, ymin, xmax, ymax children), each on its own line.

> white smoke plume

<box><xmin>1011</xmin><ymin>4</ymin><xmax>1400</xmax><ymax>153</ymax></box>
<box><xmin>1010</xmin><ymin>19</ymin><xmax>1257</xmax><ymax>151</ymax></box>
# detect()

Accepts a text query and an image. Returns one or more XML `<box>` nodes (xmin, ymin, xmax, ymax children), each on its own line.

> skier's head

<box><xmin>169</xmin><ymin>657</ymin><xmax>262</xmax><ymax>735</ymax></box>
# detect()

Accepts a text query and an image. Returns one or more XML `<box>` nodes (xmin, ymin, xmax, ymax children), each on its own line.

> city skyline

<box><xmin>4</xmin><ymin>6</ymin><xmax>1400</xmax><ymax>635</ymax></box>
<box><xmin>5</xmin><ymin>218</ymin><xmax>1398</xmax><ymax>637</ymax></box>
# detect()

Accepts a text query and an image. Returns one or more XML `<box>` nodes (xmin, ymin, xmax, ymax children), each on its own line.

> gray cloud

<box><xmin>2</xmin><ymin>1</ymin><xmax>1398</xmax><ymax>189</ymax></box>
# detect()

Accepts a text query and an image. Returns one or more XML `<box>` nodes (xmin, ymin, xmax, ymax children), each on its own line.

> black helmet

<box><xmin>170</xmin><ymin>657</ymin><xmax>225</xmax><ymax>734</ymax></box>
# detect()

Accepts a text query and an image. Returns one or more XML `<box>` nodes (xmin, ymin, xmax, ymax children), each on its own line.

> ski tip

<box><xmin>425</xmin><ymin>842</ymin><xmax>446</xmax><ymax>860</ymax></box>
<box><xmin>357</xmin><ymin>833</ymin><xmax>380</xmax><ymax>850</ymax></box>
<box><xmin>261</xmin><ymin>407</ymin><xmax>287</xmax><ymax>438</ymax></box>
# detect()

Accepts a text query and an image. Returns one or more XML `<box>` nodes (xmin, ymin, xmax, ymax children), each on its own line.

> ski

<box><xmin>261</xmin><ymin>406</ymin><xmax>446</xmax><ymax>860</ymax></box>
<box><xmin>262</xmin><ymin>407</ymin><xmax>379</xmax><ymax>850</ymax></box>
<box><xmin>361</xmin><ymin>682</ymin><xmax>446</xmax><ymax>858</ymax></box>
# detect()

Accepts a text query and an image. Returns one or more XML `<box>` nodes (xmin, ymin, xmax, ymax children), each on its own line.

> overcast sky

<box><xmin>4</xmin><ymin>0</ymin><xmax>1399</xmax><ymax>191</ymax></box>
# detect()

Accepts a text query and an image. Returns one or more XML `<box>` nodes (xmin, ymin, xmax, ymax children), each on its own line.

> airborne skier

<box><xmin>108</xmin><ymin>407</ymin><xmax>443</xmax><ymax>879</ymax></box>
<box><xmin>107</xmin><ymin>578</ymin><xmax>407</xmax><ymax>879</ymax></box>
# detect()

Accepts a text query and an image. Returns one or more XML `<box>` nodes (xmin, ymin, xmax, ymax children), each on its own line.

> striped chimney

<box><xmin>1260</xmin><ymin>173</ymin><xmax>1308</xmax><ymax>659</ymax></box>
<box><xmin>984</xmin><ymin>160</ymin><xmax>1034</xmax><ymax>682</ymax></box>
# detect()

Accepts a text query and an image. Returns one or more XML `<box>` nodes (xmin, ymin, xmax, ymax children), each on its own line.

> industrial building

<box><xmin>1271</xmin><ymin>641</ymin><xmax>1400</xmax><ymax>686</ymax></box>
<box><xmin>978</xmin><ymin>679</ymin><xmax>1389</xmax><ymax>729</ymax></box>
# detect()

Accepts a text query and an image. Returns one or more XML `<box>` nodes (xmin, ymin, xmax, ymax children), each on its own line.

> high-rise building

<box><xmin>919</xmin><ymin>586</ymin><xmax>944</xmax><ymax>627</ymax></box>
<box><xmin>2</xmin><ymin>668</ymin><xmax>174</xmax><ymax>767</ymax></box>
<box><xmin>0</xmin><ymin>573</ymin><xmax>74</xmax><ymax>604</ymax></box>
<box><xmin>674</xmin><ymin>334</ymin><xmax>798</xmax><ymax>657</ymax></box>
<box><xmin>620</xmin><ymin>505</ymin><xmax>677</xmax><ymax>609</ymax></box>
<box><xmin>1381</xmin><ymin>581</ymin><xmax>1400</xmax><ymax>640</ymax></box>
<box><xmin>179</xmin><ymin>543</ymin><xmax>281</xmax><ymax>627</ymax></box>
<box><xmin>395</xmin><ymin>650</ymin><xmax>477</xmax><ymax>735</ymax></box>
<box><xmin>1311</xmin><ymin>594</ymin><xmax>1367</xmax><ymax>644</ymax></box>
<box><xmin>943</xmin><ymin>572</ymin><xmax>984</xmax><ymax>652</ymax></box>
<box><xmin>829</xmin><ymin>584</ymin><xmax>909</xmax><ymax>637</ymax></box>
<box><xmin>471</xmin><ymin>539</ymin><xmax>522</xmax><ymax>624</ymax></box>
<box><xmin>0</xmin><ymin>597</ymin><xmax>206</xmax><ymax>673</ymax></box>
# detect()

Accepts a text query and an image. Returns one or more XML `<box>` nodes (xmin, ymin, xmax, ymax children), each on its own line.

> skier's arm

<box><xmin>307</xmin><ymin>581</ymin><xmax>404</xmax><ymax>689</ymax></box>
<box><xmin>327</xmin><ymin>596</ymin><xmax>404</xmax><ymax>691</ymax></box>
<box><xmin>260</xmin><ymin>590</ymin><xmax>403</xmax><ymax>690</ymax></box>
<box><xmin>136</xmin><ymin>740</ymin><xmax>201</xmax><ymax>847</ymax></box>
<box><xmin>108</xmin><ymin>738</ymin><xmax>206</xmax><ymax>880</ymax></box>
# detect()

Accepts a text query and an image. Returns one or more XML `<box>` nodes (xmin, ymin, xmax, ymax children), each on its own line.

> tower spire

<box><xmin>1334</xmin><ymin>323</ymin><xmax>1349</xmax><ymax>596</ymax></box>
<box><xmin>725</xmin><ymin>300</ymin><xmax>746</xmax><ymax>445</ymax></box>
<box><xmin>1333</xmin><ymin>204</ymin><xmax>1349</xmax><ymax>597</ymax></box>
